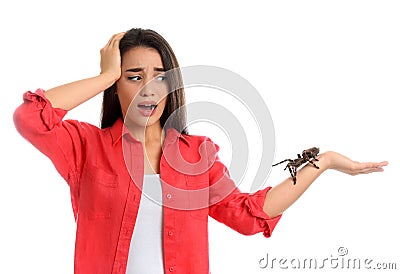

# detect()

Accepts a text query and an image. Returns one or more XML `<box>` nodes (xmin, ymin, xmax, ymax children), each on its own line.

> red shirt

<box><xmin>13</xmin><ymin>89</ymin><xmax>281</xmax><ymax>274</ymax></box>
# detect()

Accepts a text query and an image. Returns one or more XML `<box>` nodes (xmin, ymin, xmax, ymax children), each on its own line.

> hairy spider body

<box><xmin>272</xmin><ymin>147</ymin><xmax>320</xmax><ymax>185</ymax></box>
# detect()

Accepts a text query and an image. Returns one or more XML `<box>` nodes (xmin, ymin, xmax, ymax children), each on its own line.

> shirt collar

<box><xmin>109</xmin><ymin>118</ymin><xmax>190</xmax><ymax>147</ymax></box>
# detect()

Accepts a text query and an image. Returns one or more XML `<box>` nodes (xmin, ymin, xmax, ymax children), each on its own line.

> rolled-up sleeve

<box><xmin>206</xmin><ymin>137</ymin><xmax>282</xmax><ymax>237</ymax></box>
<box><xmin>13</xmin><ymin>89</ymin><xmax>87</xmax><ymax>218</ymax></box>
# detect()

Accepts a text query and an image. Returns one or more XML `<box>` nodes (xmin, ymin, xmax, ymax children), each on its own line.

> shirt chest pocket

<box><xmin>185</xmin><ymin>174</ymin><xmax>210</xmax><ymax>221</ymax></box>
<box><xmin>79</xmin><ymin>166</ymin><xmax>119</xmax><ymax>220</ymax></box>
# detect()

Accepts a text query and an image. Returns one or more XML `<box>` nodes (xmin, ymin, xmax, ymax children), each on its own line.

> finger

<box><xmin>105</xmin><ymin>32</ymin><xmax>125</xmax><ymax>48</ymax></box>
<box><xmin>357</xmin><ymin>166</ymin><xmax>385</xmax><ymax>175</ymax></box>
<box><xmin>359</xmin><ymin>161</ymin><xmax>388</xmax><ymax>169</ymax></box>
<box><xmin>105</xmin><ymin>33</ymin><xmax>119</xmax><ymax>47</ymax></box>
<box><xmin>377</xmin><ymin>161</ymin><xmax>389</xmax><ymax>167</ymax></box>
<box><xmin>349</xmin><ymin>161</ymin><xmax>386</xmax><ymax>175</ymax></box>
<box><xmin>111</xmin><ymin>32</ymin><xmax>126</xmax><ymax>48</ymax></box>
<box><xmin>358</xmin><ymin>169</ymin><xmax>384</xmax><ymax>175</ymax></box>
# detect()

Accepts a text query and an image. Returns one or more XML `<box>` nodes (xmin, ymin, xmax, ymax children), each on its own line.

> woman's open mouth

<box><xmin>137</xmin><ymin>102</ymin><xmax>158</xmax><ymax>117</ymax></box>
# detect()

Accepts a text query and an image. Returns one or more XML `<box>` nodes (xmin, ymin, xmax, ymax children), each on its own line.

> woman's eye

<box><xmin>156</xmin><ymin>75</ymin><xmax>167</xmax><ymax>81</ymax></box>
<box><xmin>128</xmin><ymin>75</ymin><xmax>142</xmax><ymax>81</ymax></box>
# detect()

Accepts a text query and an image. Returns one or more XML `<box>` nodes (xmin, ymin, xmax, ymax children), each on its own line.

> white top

<box><xmin>126</xmin><ymin>174</ymin><xmax>164</xmax><ymax>274</ymax></box>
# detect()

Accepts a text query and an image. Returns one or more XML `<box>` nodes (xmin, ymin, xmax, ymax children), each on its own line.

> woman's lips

<box><xmin>137</xmin><ymin>101</ymin><xmax>158</xmax><ymax>117</ymax></box>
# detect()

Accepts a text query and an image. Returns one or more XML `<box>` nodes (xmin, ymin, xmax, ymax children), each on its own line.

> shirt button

<box><xmin>169</xmin><ymin>266</ymin><xmax>174</xmax><ymax>272</ymax></box>
<box><xmin>168</xmin><ymin>230</ymin><xmax>174</xmax><ymax>237</ymax></box>
<box><xmin>166</xmin><ymin>193</ymin><xmax>172</xmax><ymax>199</ymax></box>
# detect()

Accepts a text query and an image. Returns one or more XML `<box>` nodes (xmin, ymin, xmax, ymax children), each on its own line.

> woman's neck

<box><xmin>127</xmin><ymin>122</ymin><xmax>164</xmax><ymax>145</ymax></box>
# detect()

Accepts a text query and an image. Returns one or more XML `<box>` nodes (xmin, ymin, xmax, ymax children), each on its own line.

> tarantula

<box><xmin>272</xmin><ymin>147</ymin><xmax>320</xmax><ymax>185</ymax></box>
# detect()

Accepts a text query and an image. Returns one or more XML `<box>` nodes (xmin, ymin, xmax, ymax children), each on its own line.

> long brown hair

<box><xmin>100</xmin><ymin>28</ymin><xmax>188</xmax><ymax>134</ymax></box>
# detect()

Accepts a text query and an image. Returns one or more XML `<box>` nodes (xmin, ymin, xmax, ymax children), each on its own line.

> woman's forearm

<box><xmin>263</xmin><ymin>150</ymin><xmax>387</xmax><ymax>218</ymax></box>
<box><xmin>43</xmin><ymin>72</ymin><xmax>116</xmax><ymax>111</ymax></box>
<box><xmin>263</xmin><ymin>152</ymin><xmax>330</xmax><ymax>218</ymax></box>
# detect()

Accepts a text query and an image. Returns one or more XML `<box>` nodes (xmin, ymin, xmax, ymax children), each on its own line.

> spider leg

<box><xmin>308</xmin><ymin>159</ymin><xmax>320</xmax><ymax>169</ymax></box>
<box><xmin>288</xmin><ymin>166</ymin><xmax>297</xmax><ymax>185</ymax></box>
<box><xmin>272</xmin><ymin>159</ymin><xmax>291</xmax><ymax>166</ymax></box>
<box><xmin>293</xmin><ymin>167</ymin><xmax>298</xmax><ymax>185</ymax></box>
<box><xmin>284</xmin><ymin>162</ymin><xmax>293</xmax><ymax>171</ymax></box>
<box><xmin>288</xmin><ymin>166</ymin><xmax>294</xmax><ymax>177</ymax></box>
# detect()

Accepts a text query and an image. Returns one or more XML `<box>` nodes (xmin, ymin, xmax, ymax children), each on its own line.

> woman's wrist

<box><xmin>99</xmin><ymin>71</ymin><xmax>119</xmax><ymax>86</ymax></box>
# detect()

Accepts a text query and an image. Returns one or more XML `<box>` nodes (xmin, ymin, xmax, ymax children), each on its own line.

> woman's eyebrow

<box><xmin>125</xmin><ymin>67</ymin><xmax>165</xmax><ymax>72</ymax></box>
<box><xmin>126</xmin><ymin>68</ymin><xmax>142</xmax><ymax>72</ymax></box>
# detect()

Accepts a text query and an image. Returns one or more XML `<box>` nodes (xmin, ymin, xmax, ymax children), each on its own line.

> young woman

<box><xmin>13</xmin><ymin>28</ymin><xmax>388</xmax><ymax>274</ymax></box>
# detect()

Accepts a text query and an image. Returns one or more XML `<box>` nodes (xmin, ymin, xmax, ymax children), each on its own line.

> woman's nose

<box><xmin>139</xmin><ymin>79</ymin><xmax>155</xmax><ymax>97</ymax></box>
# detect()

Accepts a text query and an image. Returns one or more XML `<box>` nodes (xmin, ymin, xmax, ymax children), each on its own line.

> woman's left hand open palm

<box><xmin>325</xmin><ymin>151</ymin><xmax>388</xmax><ymax>175</ymax></box>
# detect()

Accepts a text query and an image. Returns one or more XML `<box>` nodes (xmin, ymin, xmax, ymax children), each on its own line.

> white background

<box><xmin>1</xmin><ymin>1</ymin><xmax>399</xmax><ymax>273</ymax></box>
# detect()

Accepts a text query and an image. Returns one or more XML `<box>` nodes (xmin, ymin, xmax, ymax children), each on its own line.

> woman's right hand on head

<box><xmin>40</xmin><ymin>32</ymin><xmax>126</xmax><ymax>111</ymax></box>
<box><xmin>100</xmin><ymin>32</ymin><xmax>125</xmax><ymax>82</ymax></box>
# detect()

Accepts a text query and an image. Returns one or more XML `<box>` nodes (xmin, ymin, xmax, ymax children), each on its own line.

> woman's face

<box><xmin>116</xmin><ymin>46</ymin><xmax>168</xmax><ymax>129</ymax></box>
